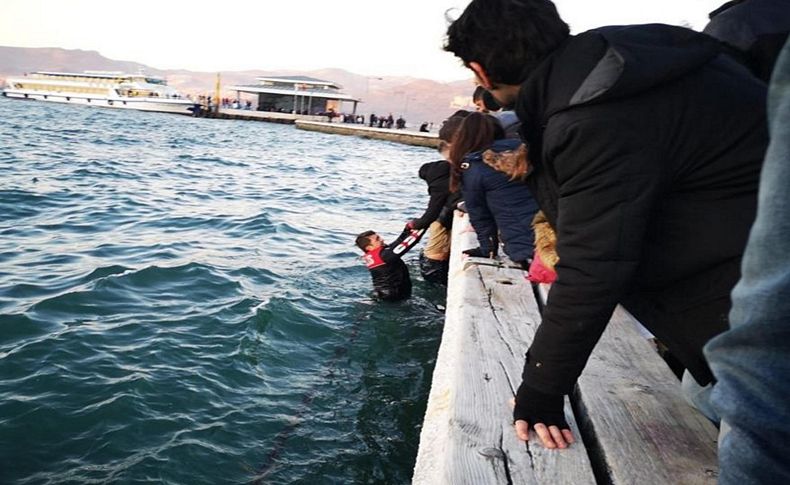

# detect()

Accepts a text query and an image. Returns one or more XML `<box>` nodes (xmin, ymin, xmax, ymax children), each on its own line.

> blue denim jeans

<box><xmin>704</xmin><ymin>39</ymin><xmax>790</xmax><ymax>485</ymax></box>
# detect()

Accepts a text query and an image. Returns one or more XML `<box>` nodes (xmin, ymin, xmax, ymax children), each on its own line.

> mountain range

<box><xmin>0</xmin><ymin>46</ymin><xmax>476</xmax><ymax>124</ymax></box>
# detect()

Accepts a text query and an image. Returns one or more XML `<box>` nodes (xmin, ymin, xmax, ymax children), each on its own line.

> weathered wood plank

<box><xmin>413</xmin><ymin>212</ymin><xmax>596</xmax><ymax>485</ymax></box>
<box><xmin>536</xmin><ymin>285</ymin><xmax>720</xmax><ymax>484</ymax></box>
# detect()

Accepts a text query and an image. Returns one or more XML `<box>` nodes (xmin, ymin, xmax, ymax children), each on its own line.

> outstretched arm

<box><xmin>410</xmin><ymin>191</ymin><xmax>448</xmax><ymax>230</ymax></box>
<box><xmin>381</xmin><ymin>227</ymin><xmax>425</xmax><ymax>263</ymax></box>
<box><xmin>515</xmin><ymin>118</ymin><xmax>660</xmax><ymax>448</ymax></box>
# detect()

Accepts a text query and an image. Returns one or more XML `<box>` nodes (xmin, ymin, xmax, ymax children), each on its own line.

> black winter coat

<box><xmin>516</xmin><ymin>24</ymin><xmax>768</xmax><ymax>394</ymax></box>
<box><xmin>412</xmin><ymin>160</ymin><xmax>462</xmax><ymax>230</ymax></box>
<box><xmin>704</xmin><ymin>0</ymin><xmax>790</xmax><ymax>82</ymax></box>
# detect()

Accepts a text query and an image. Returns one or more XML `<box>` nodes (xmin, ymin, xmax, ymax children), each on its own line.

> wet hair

<box><xmin>448</xmin><ymin>112</ymin><xmax>504</xmax><ymax>192</ymax></box>
<box><xmin>444</xmin><ymin>0</ymin><xmax>570</xmax><ymax>85</ymax></box>
<box><xmin>355</xmin><ymin>230</ymin><xmax>376</xmax><ymax>251</ymax></box>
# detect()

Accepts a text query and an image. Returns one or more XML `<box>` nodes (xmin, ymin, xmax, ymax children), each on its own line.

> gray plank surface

<box><xmin>413</xmin><ymin>211</ymin><xmax>595</xmax><ymax>485</ymax></box>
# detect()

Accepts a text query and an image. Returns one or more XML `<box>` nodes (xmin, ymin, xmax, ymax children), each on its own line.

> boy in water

<box><xmin>355</xmin><ymin>227</ymin><xmax>424</xmax><ymax>301</ymax></box>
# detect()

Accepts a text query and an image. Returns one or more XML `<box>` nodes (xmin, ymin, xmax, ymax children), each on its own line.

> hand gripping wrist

<box><xmin>513</xmin><ymin>382</ymin><xmax>569</xmax><ymax>429</ymax></box>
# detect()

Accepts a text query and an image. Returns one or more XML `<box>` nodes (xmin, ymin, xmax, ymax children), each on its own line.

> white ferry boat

<box><xmin>2</xmin><ymin>71</ymin><xmax>198</xmax><ymax>115</ymax></box>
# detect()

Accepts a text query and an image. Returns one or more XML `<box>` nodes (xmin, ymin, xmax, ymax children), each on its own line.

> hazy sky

<box><xmin>1</xmin><ymin>0</ymin><xmax>726</xmax><ymax>81</ymax></box>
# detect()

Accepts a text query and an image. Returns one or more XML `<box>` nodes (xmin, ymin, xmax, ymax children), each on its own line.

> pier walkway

<box><xmin>295</xmin><ymin>121</ymin><xmax>440</xmax><ymax>148</ymax></box>
<box><xmin>200</xmin><ymin>108</ymin><xmax>328</xmax><ymax>124</ymax></box>
<box><xmin>196</xmin><ymin>109</ymin><xmax>439</xmax><ymax>148</ymax></box>
<box><xmin>413</xmin><ymin>211</ymin><xmax>719</xmax><ymax>484</ymax></box>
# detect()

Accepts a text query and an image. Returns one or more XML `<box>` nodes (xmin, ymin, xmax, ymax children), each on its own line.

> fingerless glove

<box><xmin>513</xmin><ymin>381</ymin><xmax>569</xmax><ymax>429</ymax></box>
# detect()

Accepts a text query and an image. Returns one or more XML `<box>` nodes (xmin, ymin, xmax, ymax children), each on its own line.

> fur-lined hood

<box><xmin>463</xmin><ymin>138</ymin><xmax>531</xmax><ymax>181</ymax></box>
<box><xmin>482</xmin><ymin>143</ymin><xmax>531</xmax><ymax>180</ymax></box>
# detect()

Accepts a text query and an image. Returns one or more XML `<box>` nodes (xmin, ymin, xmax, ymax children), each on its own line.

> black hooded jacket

<box><xmin>516</xmin><ymin>24</ymin><xmax>768</xmax><ymax>394</ymax></box>
<box><xmin>704</xmin><ymin>0</ymin><xmax>790</xmax><ymax>82</ymax></box>
<box><xmin>411</xmin><ymin>161</ymin><xmax>462</xmax><ymax>230</ymax></box>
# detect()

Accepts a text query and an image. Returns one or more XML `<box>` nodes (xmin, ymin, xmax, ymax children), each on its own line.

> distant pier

<box><xmin>199</xmin><ymin>108</ymin><xmax>328</xmax><ymax>125</ymax></box>
<box><xmin>295</xmin><ymin>121</ymin><xmax>440</xmax><ymax>148</ymax></box>
<box><xmin>197</xmin><ymin>109</ymin><xmax>440</xmax><ymax>148</ymax></box>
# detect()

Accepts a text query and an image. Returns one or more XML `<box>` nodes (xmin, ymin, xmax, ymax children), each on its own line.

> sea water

<box><xmin>0</xmin><ymin>97</ymin><xmax>446</xmax><ymax>484</ymax></box>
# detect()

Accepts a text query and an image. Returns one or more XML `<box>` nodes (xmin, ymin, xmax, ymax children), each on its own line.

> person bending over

<box><xmin>408</xmin><ymin>112</ymin><xmax>469</xmax><ymax>284</ymax></box>
<box><xmin>445</xmin><ymin>0</ymin><xmax>767</xmax><ymax>449</ymax></box>
<box><xmin>356</xmin><ymin>227</ymin><xmax>424</xmax><ymax>301</ymax></box>
<box><xmin>448</xmin><ymin>112</ymin><xmax>539</xmax><ymax>269</ymax></box>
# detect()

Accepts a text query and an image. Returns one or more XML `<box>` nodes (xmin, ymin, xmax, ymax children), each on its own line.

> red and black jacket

<box><xmin>363</xmin><ymin>228</ymin><xmax>424</xmax><ymax>301</ymax></box>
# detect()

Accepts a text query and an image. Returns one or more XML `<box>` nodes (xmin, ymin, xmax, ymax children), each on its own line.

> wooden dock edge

<box><xmin>413</xmin><ymin>211</ymin><xmax>596</xmax><ymax>484</ymax></box>
<box><xmin>413</xmin><ymin>211</ymin><xmax>720</xmax><ymax>484</ymax></box>
<box><xmin>295</xmin><ymin>120</ymin><xmax>440</xmax><ymax>148</ymax></box>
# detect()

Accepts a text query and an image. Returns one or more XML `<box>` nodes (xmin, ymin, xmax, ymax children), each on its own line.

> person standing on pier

<box><xmin>447</xmin><ymin>112</ymin><xmax>538</xmax><ymax>269</ymax></box>
<box><xmin>444</xmin><ymin>0</ymin><xmax>767</xmax><ymax>449</ymax></box>
<box><xmin>704</xmin><ymin>38</ymin><xmax>790</xmax><ymax>484</ymax></box>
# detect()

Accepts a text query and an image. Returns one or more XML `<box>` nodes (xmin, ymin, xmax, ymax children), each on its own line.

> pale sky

<box><xmin>1</xmin><ymin>0</ymin><xmax>727</xmax><ymax>81</ymax></box>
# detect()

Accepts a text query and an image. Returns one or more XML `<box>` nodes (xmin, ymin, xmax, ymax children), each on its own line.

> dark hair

<box><xmin>482</xmin><ymin>89</ymin><xmax>501</xmax><ymax>111</ymax></box>
<box><xmin>438</xmin><ymin>111</ymin><xmax>471</xmax><ymax>143</ymax></box>
<box><xmin>472</xmin><ymin>85</ymin><xmax>486</xmax><ymax>102</ymax></box>
<box><xmin>448</xmin><ymin>112</ymin><xmax>503</xmax><ymax>192</ymax></box>
<box><xmin>444</xmin><ymin>0</ymin><xmax>570</xmax><ymax>85</ymax></box>
<box><xmin>473</xmin><ymin>86</ymin><xmax>502</xmax><ymax>111</ymax></box>
<box><xmin>355</xmin><ymin>230</ymin><xmax>376</xmax><ymax>251</ymax></box>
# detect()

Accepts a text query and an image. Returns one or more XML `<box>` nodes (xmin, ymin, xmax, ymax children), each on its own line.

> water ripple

<box><xmin>0</xmin><ymin>97</ymin><xmax>443</xmax><ymax>484</ymax></box>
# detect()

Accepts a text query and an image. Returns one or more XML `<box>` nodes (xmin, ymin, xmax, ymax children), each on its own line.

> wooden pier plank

<box><xmin>413</xmin><ymin>212</ymin><xmax>596</xmax><ymax>485</ymax></box>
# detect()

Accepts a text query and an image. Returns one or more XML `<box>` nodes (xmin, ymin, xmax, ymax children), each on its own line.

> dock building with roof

<box><xmin>227</xmin><ymin>76</ymin><xmax>360</xmax><ymax>117</ymax></box>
